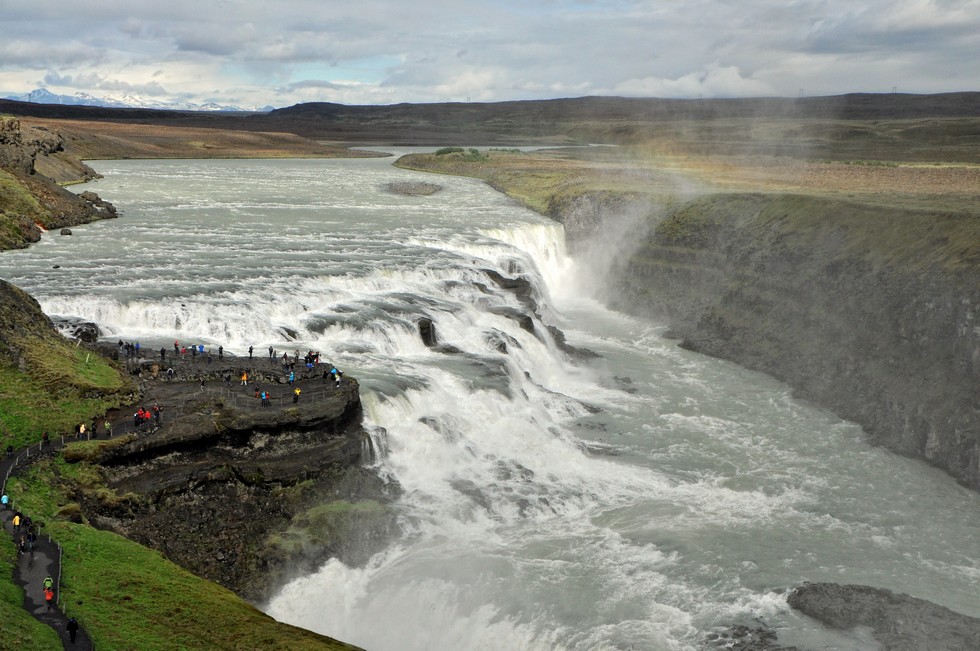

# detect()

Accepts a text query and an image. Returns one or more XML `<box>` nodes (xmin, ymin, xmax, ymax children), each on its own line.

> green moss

<box><xmin>0</xmin><ymin>168</ymin><xmax>45</xmax><ymax>218</ymax></box>
<box><xmin>62</xmin><ymin>435</ymin><xmax>136</xmax><ymax>464</ymax></box>
<box><xmin>267</xmin><ymin>500</ymin><xmax>388</xmax><ymax>556</ymax></box>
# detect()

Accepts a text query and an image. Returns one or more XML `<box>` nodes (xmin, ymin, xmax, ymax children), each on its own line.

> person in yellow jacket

<box><xmin>293</xmin><ymin>387</ymin><xmax>301</xmax><ymax>403</ymax></box>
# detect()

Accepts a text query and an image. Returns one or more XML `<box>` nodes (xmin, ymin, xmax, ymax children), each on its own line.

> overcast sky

<box><xmin>3</xmin><ymin>0</ymin><xmax>978</xmax><ymax>108</ymax></box>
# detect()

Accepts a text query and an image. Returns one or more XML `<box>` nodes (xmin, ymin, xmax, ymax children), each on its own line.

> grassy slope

<box><xmin>0</xmin><ymin>332</ymin><xmax>131</xmax><ymax>450</ymax></box>
<box><xmin>0</xmin><ymin>314</ymin><xmax>357</xmax><ymax>650</ymax></box>
<box><xmin>0</xmin><ymin>168</ymin><xmax>47</xmax><ymax>250</ymax></box>
<box><xmin>4</xmin><ymin>449</ymin><xmax>360</xmax><ymax>650</ymax></box>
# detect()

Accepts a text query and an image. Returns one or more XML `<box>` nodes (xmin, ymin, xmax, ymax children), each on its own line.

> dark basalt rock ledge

<box><xmin>707</xmin><ymin>583</ymin><xmax>980</xmax><ymax>650</ymax></box>
<box><xmin>787</xmin><ymin>583</ymin><xmax>980</xmax><ymax>651</ymax></box>
<box><xmin>80</xmin><ymin>364</ymin><xmax>400</xmax><ymax>603</ymax></box>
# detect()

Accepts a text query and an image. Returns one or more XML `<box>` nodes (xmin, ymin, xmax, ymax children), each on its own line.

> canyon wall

<box><xmin>556</xmin><ymin>191</ymin><xmax>979</xmax><ymax>490</ymax></box>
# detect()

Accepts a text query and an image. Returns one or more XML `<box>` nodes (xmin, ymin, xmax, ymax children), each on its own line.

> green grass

<box><xmin>6</xmin><ymin>459</ymin><xmax>360</xmax><ymax>651</ymax></box>
<box><xmin>0</xmin><ymin>361</ymin><xmax>129</xmax><ymax>451</ymax></box>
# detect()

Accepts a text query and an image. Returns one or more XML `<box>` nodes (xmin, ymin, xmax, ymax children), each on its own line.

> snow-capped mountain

<box><xmin>2</xmin><ymin>88</ymin><xmax>272</xmax><ymax>112</ymax></box>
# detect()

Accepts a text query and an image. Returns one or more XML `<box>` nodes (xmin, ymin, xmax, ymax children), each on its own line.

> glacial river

<box><xmin>0</xmin><ymin>155</ymin><xmax>977</xmax><ymax>650</ymax></box>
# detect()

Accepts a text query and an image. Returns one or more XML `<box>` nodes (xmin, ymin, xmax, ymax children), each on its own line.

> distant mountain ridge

<box><xmin>2</xmin><ymin>88</ymin><xmax>273</xmax><ymax>113</ymax></box>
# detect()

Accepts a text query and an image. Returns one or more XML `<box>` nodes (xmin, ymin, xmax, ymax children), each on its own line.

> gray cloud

<box><xmin>2</xmin><ymin>0</ymin><xmax>976</xmax><ymax>108</ymax></box>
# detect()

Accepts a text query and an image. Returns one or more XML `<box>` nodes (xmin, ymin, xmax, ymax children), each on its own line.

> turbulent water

<box><xmin>2</xmin><ymin>156</ymin><xmax>978</xmax><ymax>651</ymax></box>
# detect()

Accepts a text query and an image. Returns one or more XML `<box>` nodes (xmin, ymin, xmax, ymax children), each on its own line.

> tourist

<box><xmin>293</xmin><ymin>387</ymin><xmax>301</xmax><ymax>403</ymax></box>
<box><xmin>44</xmin><ymin>587</ymin><xmax>54</xmax><ymax>610</ymax></box>
<box><xmin>160</xmin><ymin>347</ymin><xmax>166</xmax><ymax>361</ymax></box>
<box><xmin>0</xmin><ymin>493</ymin><xmax>8</xmax><ymax>510</ymax></box>
<box><xmin>218</xmin><ymin>345</ymin><xmax>223</xmax><ymax>359</ymax></box>
<box><xmin>249</xmin><ymin>345</ymin><xmax>253</xmax><ymax>360</ymax></box>
<box><xmin>41</xmin><ymin>431</ymin><xmax>49</xmax><ymax>446</ymax></box>
<box><xmin>67</xmin><ymin>618</ymin><xmax>79</xmax><ymax>643</ymax></box>
<box><xmin>241</xmin><ymin>371</ymin><xmax>248</xmax><ymax>386</ymax></box>
<box><xmin>288</xmin><ymin>371</ymin><xmax>294</xmax><ymax>385</ymax></box>
<box><xmin>105</xmin><ymin>419</ymin><xmax>112</xmax><ymax>437</ymax></box>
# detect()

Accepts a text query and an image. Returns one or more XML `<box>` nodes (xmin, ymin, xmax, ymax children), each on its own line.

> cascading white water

<box><xmin>1</xmin><ymin>155</ymin><xmax>977</xmax><ymax>651</ymax></box>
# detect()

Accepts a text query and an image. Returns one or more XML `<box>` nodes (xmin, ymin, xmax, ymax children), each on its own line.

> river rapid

<box><xmin>0</xmin><ymin>155</ymin><xmax>977</xmax><ymax>651</ymax></box>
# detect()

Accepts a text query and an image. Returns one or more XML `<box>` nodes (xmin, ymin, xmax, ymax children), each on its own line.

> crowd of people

<box><xmin>41</xmin><ymin>341</ymin><xmax>348</xmax><ymax>444</ymax></box>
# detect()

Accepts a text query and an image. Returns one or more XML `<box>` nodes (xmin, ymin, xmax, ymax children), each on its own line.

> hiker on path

<box><xmin>218</xmin><ymin>345</ymin><xmax>223</xmax><ymax>359</ymax></box>
<box><xmin>5</xmin><ymin>444</ymin><xmax>12</xmax><ymax>458</ymax></box>
<box><xmin>269</xmin><ymin>345</ymin><xmax>274</xmax><ymax>359</ymax></box>
<box><xmin>161</xmin><ymin>347</ymin><xmax>166</xmax><ymax>361</ymax></box>
<box><xmin>67</xmin><ymin>617</ymin><xmax>79</xmax><ymax>643</ymax></box>
<box><xmin>288</xmin><ymin>371</ymin><xmax>295</xmax><ymax>385</ymax></box>
<box><xmin>105</xmin><ymin>419</ymin><xmax>112</xmax><ymax>437</ymax></box>
<box><xmin>43</xmin><ymin>575</ymin><xmax>54</xmax><ymax>591</ymax></box>
<box><xmin>249</xmin><ymin>345</ymin><xmax>254</xmax><ymax>360</ymax></box>
<box><xmin>44</xmin><ymin>587</ymin><xmax>54</xmax><ymax>610</ymax></box>
<box><xmin>293</xmin><ymin>387</ymin><xmax>301</xmax><ymax>404</ymax></box>
<box><xmin>13</xmin><ymin>512</ymin><xmax>21</xmax><ymax>530</ymax></box>
<box><xmin>41</xmin><ymin>431</ymin><xmax>49</xmax><ymax>447</ymax></box>
<box><xmin>1</xmin><ymin>493</ymin><xmax>8</xmax><ymax>510</ymax></box>
<box><xmin>241</xmin><ymin>372</ymin><xmax>248</xmax><ymax>386</ymax></box>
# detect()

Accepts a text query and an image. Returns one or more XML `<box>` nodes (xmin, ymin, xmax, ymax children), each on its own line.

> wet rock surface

<box><xmin>381</xmin><ymin>180</ymin><xmax>443</xmax><ymax>196</ymax></box>
<box><xmin>79</xmin><ymin>352</ymin><xmax>399</xmax><ymax>602</ymax></box>
<box><xmin>787</xmin><ymin>583</ymin><xmax>980</xmax><ymax>651</ymax></box>
<box><xmin>557</xmin><ymin>192</ymin><xmax>980</xmax><ymax>491</ymax></box>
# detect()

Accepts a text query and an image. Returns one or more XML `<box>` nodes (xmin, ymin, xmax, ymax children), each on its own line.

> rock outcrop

<box><xmin>788</xmin><ymin>583</ymin><xmax>980</xmax><ymax>650</ymax></box>
<box><xmin>0</xmin><ymin>117</ymin><xmax>116</xmax><ymax>251</ymax></box>
<box><xmin>77</xmin><ymin>366</ymin><xmax>398</xmax><ymax>602</ymax></box>
<box><xmin>553</xmin><ymin>191</ymin><xmax>980</xmax><ymax>490</ymax></box>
